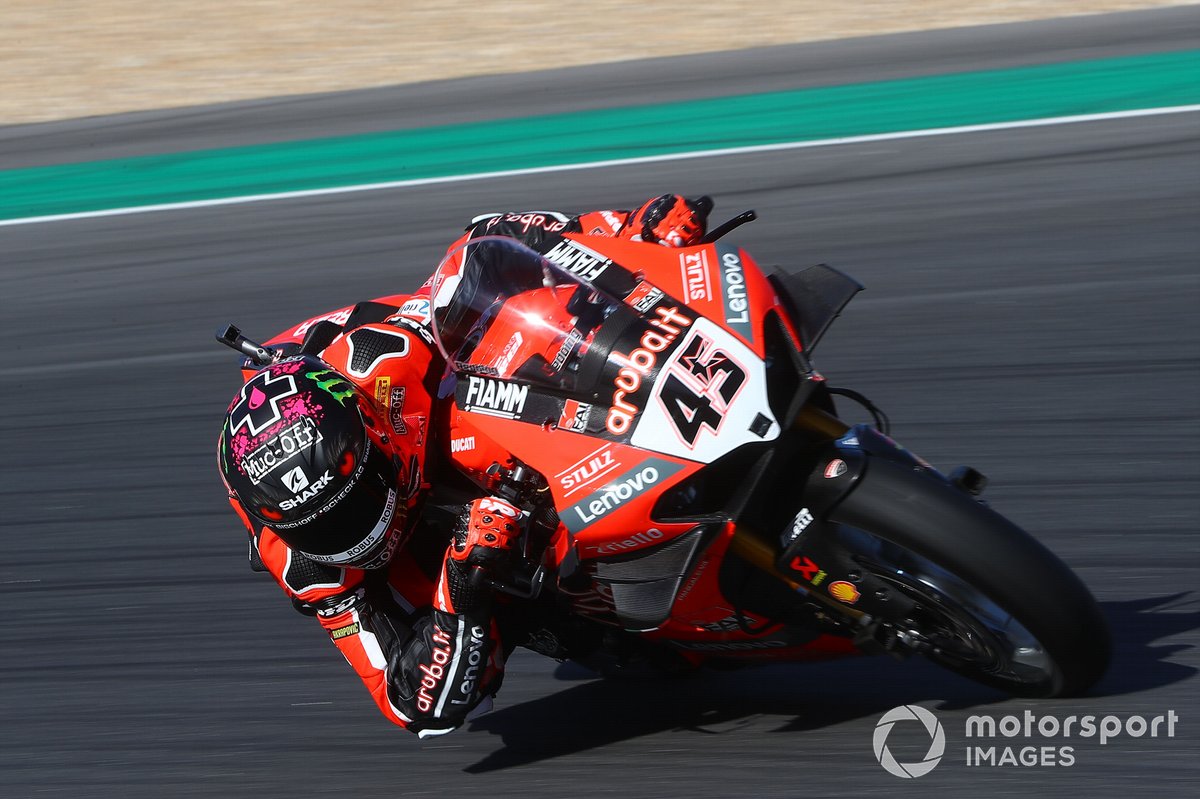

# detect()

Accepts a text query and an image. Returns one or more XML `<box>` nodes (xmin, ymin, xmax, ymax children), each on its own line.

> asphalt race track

<box><xmin>2</xmin><ymin>8</ymin><xmax>1198</xmax><ymax>798</ymax></box>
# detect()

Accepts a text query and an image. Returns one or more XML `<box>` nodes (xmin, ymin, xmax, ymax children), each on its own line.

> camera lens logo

<box><xmin>873</xmin><ymin>705</ymin><xmax>945</xmax><ymax>778</ymax></box>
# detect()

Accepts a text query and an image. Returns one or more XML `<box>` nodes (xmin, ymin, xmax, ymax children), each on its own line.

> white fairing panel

<box><xmin>630</xmin><ymin>316</ymin><xmax>779</xmax><ymax>463</ymax></box>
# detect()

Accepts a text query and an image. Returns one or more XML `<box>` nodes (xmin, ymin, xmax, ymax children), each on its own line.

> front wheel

<box><xmin>827</xmin><ymin>457</ymin><xmax>1109</xmax><ymax>697</ymax></box>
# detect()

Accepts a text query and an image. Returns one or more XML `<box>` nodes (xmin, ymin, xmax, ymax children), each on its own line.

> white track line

<box><xmin>3</xmin><ymin>104</ymin><xmax>1198</xmax><ymax>228</ymax></box>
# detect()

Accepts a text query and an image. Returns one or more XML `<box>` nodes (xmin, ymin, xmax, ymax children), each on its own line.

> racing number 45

<box><xmin>658</xmin><ymin>332</ymin><xmax>747</xmax><ymax>447</ymax></box>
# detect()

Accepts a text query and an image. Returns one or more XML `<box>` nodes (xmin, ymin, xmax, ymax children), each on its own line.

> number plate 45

<box><xmin>630</xmin><ymin>317</ymin><xmax>779</xmax><ymax>463</ymax></box>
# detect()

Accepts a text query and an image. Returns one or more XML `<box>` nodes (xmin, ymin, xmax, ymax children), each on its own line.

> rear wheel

<box><xmin>828</xmin><ymin>457</ymin><xmax>1109</xmax><ymax>697</ymax></box>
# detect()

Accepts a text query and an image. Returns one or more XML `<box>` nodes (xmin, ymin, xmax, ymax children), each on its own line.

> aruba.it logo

<box><xmin>873</xmin><ymin>705</ymin><xmax>946</xmax><ymax>778</ymax></box>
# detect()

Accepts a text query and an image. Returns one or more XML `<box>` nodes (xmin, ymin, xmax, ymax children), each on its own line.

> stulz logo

<box><xmin>679</xmin><ymin>251</ymin><xmax>712</xmax><ymax>302</ymax></box>
<box><xmin>556</xmin><ymin>444</ymin><xmax>620</xmax><ymax>497</ymax></box>
<box><xmin>462</xmin><ymin>376</ymin><xmax>529</xmax><ymax>418</ymax></box>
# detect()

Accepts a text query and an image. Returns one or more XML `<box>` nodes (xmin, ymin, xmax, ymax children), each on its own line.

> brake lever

<box><xmin>700</xmin><ymin>210</ymin><xmax>757</xmax><ymax>244</ymax></box>
<box><xmin>491</xmin><ymin>564</ymin><xmax>546</xmax><ymax>600</ymax></box>
<box><xmin>468</xmin><ymin>561</ymin><xmax>546</xmax><ymax>600</ymax></box>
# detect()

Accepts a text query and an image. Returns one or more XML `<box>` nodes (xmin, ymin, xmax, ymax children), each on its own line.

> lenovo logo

<box><xmin>562</xmin><ymin>457</ymin><xmax>685</xmax><ymax>532</ymax></box>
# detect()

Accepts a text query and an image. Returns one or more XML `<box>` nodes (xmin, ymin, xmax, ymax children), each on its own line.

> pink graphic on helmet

<box><xmin>228</xmin><ymin>391</ymin><xmax>325</xmax><ymax>467</ymax></box>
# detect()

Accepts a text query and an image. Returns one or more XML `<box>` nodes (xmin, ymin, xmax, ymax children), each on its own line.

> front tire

<box><xmin>828</xmin><ymin>456</ymin><xmax>1110</xmax><ymax>697</ymax></box>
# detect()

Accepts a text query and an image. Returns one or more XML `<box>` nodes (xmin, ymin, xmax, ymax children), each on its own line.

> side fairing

<box><xmin>446</xmin><ymin>404</ymin><xmax>701</xmax><ymax>548</ymax></box>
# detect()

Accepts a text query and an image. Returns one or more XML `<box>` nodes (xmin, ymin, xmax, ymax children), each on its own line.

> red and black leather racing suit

<box><xmin>226</xmin><ymin>199</ymin><xmax>705</xmax><ymax>737</ymax></box>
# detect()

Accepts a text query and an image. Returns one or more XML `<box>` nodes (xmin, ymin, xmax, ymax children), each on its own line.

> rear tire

<box><xmin>828</xmin><ymin>456</ymin><xmax>1109</xmax><ymax>697</ymax></box>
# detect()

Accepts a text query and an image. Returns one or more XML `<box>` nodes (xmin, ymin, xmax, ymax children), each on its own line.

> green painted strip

<box><xmin>2</xmin><ymin>49</ymin><xmax>1198</xmax><ymax>221</ymax></box>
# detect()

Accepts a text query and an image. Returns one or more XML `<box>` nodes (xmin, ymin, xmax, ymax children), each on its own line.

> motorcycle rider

<box><xmin>217</xmin><ymin>194</ymin><xmax>712</xmax><ymax>737</ymax></box>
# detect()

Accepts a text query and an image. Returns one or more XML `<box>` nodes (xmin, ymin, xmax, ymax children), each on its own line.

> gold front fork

<box><xmin>793</xmin><ymin>403</ymin><xmax>850</xmax><ymax>438</ymax></box>
<box><xmin>726</xmin><ymin>392</ymin><xmax>864</xmax><ymax>621</ymax></box>
<box><xmin>727</xmin><ymin>524</ymin><xmax>867</xmax><ymax>621</ymax></box>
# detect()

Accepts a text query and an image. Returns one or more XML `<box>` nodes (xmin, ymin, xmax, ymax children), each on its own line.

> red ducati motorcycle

<box><xmin>420</xmin><ymin>225</ymin><xmax>1109</xmax><ymax>698</ymax></box>
<box><xmin>222</xmin><ymin>216</ymin><xmax>1109</xmax><ymax>698</ymax></box>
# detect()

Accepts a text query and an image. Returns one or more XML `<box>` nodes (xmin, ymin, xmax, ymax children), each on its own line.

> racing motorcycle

<box><xmin>221</xmin><ymin>213</ymin><xmax>1110</xmax><ymax>699</ymax></box>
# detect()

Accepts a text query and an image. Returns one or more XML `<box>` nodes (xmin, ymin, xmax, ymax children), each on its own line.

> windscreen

<box><xmin>429</xmin><ymin>236</ymin><xmax>633</xmax><ymax>394</ymax></box>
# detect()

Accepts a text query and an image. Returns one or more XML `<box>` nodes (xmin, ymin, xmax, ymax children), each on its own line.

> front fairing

<box><xmin>429</xmin><ymin>235</ymin><xmax>781</xmax><ymax>465</ymax></box>
<box><xmin>428</xmin><ymin>235</ymin><xmax>801</xmax><ymax>636</ymax></box>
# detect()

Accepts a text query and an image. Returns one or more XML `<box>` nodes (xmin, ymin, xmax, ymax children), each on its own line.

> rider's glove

<box><xmin>434</xmin><ymin>497</ymin><xmax>523</xmax><ymax>615</ymax></box>
<box><xmin>619</xmin><ymin>194</ymin><xmax>713</xmax><ymax>247</ymax></box>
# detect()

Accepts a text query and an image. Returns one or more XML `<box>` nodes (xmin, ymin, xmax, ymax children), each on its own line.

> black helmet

<box><xmin>218</xmin><ymin>355</ymin><xmax>407</xmax><ymax>569</ymax></box>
